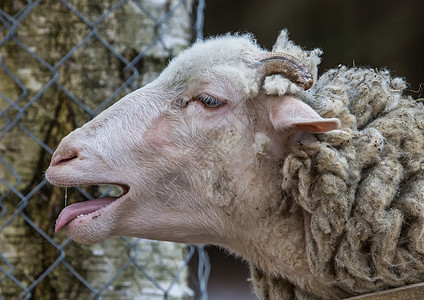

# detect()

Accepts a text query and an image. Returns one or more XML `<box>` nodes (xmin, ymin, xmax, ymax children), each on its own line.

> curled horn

<box><xmin>260</xmin><ymin>52</ymin><xmax>313</xmax><ymax>90</ymax></box>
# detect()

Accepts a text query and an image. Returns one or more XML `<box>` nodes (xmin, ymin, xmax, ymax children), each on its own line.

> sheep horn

<box><xmin>260</xmin><ymin>52</ymin><xmax>314</xmax><ymax>90</ymax></box>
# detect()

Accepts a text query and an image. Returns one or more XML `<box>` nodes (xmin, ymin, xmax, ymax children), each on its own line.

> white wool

<box><xmin>251</xmin><ymin>29</ymin><xmax>424</xmax><ymax>300</ymax></box>
<box><xmin>157</xmin><ymin>33</ymin><xmax>265</xmax><ymax>100</ymax></box>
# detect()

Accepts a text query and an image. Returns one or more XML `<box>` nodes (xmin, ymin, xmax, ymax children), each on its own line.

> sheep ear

<box><xmin>269</xmin><ymin>96</ymin><xmax>341</xmax><ymax>133</ymax></box>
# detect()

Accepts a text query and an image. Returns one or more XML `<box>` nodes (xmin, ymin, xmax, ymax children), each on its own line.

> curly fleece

<box><xmin>252</xmin><ymin>30</ymin><xmax>424</xmax><ymax>299</ymax></box>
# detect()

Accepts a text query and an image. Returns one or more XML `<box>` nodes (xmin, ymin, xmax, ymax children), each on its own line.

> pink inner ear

<box><xmin>289</xmin><ymin>119</ymin><xmax>341</xmax><ymax>133</ymax></box>
<box><xmin>270</xmin><ymin>96</ymin><xmax>341</xmax><ymax>133</ymax></box>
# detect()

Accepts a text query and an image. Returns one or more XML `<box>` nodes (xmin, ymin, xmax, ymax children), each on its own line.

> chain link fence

<box><xmin>0</xmin><ymin>0</ymin><xmax>210</xmax><ymax>299</ymax></box>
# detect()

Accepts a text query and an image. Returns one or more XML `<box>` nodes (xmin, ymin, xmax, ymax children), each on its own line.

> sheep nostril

<box><xmin>50</xmin><ymin>151</ymin><xmax>79</xmax><ymax>166</ymax></box>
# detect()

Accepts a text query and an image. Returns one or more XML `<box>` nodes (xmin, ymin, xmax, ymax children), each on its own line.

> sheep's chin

<box><xmin>55</xmin><ymin>185</ymin><xmax>130</xmax><ymax>244</ymax></box>
<box><xmin>63</xmin><ymin>221</ymin><xmax>112</xmax><ymax>245</ymax></box>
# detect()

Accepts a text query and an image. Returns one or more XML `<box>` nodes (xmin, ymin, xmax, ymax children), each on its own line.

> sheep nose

<box><xmin>50</xmin><ymin>149</ymin><xmax>79</xmax><ymax>166</ymax></box>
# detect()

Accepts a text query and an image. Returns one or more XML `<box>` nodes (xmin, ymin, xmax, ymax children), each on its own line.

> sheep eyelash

<box><xmin>195</xmin><ymin>94</ymin><xmax>225</xmax><ymax>108</ymax></box>
<box><xmin>172</xmin><ymin>94</ymin><xmax>225</xmax><ymax>109</ymax></box>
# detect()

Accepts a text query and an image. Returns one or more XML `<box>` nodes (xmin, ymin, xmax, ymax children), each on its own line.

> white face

<box><xmin>45</xmin><ymin>80</ymin><xmax>273</xmax><ymax>244</ymax></box>
<box><xmin>45</xmin><ymin>37</ymin><xmax>340</xmax><ymax>245</ymax></box>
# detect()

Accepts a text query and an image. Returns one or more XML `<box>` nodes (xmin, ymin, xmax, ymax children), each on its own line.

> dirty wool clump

<box><xmin>253</xmin><ymin>30</ymin><xmax>424</xmax><ymax>298</ymax></box>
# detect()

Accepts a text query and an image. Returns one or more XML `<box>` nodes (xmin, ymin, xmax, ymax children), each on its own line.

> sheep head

<box><xmin>46</xmin><ymin>36</ymin><xmax>340</xmax><ymax>249</ymax></box>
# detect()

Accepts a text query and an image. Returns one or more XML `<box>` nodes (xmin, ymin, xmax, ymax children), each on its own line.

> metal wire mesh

<box><xmin>0</xmin><ymin>0</ymin><xmax>209</xmax><ymax>299</ymax></box>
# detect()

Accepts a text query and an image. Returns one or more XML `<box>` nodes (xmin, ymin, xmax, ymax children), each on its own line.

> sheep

<box><xmin>45</xmin><ymin>29</ymin><xmax>424</xmax><ymax>299</ymax></box>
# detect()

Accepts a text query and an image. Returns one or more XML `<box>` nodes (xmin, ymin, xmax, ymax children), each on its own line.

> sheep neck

<box><xmin>225</xmin><ymin>205</ymin><xmax>311</xmax><ymax>274</ymax></box>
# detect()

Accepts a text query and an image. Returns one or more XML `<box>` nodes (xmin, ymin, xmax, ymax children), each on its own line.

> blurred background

<box><xmin>204</xmin><ymin>0</ymin><xmax>424</xmax><ymax>97</ymax></box>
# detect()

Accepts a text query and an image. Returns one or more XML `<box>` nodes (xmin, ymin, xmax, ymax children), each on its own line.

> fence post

<box><xmin>0</xmin><ymin>0</ymin><xmax>198</xmax><ymax>299</ymax></box>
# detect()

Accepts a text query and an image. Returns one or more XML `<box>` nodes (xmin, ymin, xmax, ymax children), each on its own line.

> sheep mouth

<box><xmin>55</xmin><ymin>184</ymin><xmax>130</xmax><ymax>233</ymax></box>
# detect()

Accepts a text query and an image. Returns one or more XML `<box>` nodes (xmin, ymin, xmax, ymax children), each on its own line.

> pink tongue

<box><xmin>55</xmin><ymin>197</ymin><xmax>116</xmax><ymax>233</ymax></box>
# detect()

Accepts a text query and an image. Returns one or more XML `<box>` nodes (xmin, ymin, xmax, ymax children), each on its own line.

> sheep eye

<box><xmin>196</xmin><ymin>94</ymin><xmax>224</xmax><ymax>108</ymax></box>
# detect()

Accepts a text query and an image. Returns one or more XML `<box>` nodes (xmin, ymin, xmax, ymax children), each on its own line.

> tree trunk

<box><xmin>0</xmin><ymin>1</ymin><xmax>194</xmax><ymax>299</ymax></box>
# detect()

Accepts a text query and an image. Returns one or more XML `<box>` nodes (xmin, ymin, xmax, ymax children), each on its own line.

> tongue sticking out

<box><xmin>55</xmin><ymin>197</ymin><xmax>117</xmax><ymax>233</ymax></box>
